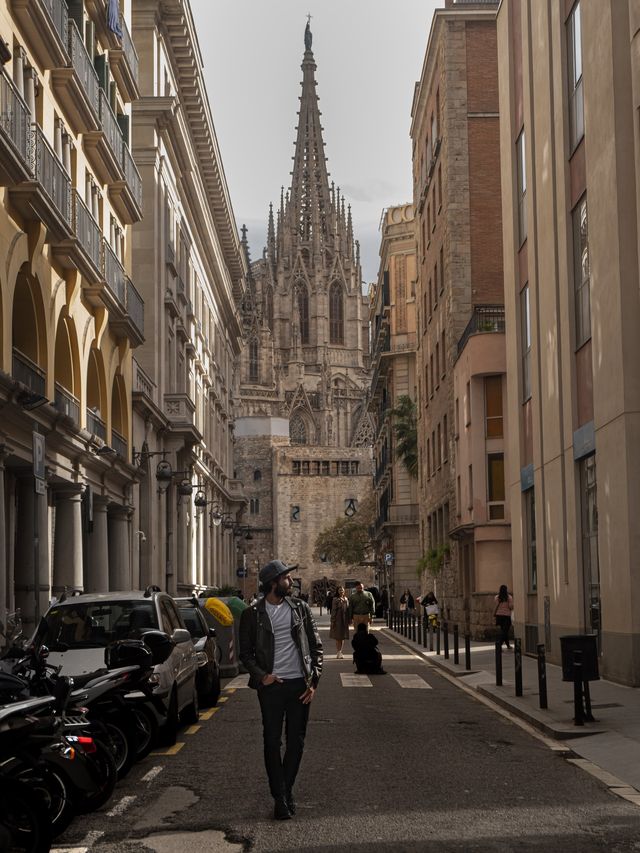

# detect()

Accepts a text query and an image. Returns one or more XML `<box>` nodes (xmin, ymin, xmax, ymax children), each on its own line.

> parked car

<box><xmin>174</xmin><ymin>597</ymin><xmax>221</xmax><ymax>706</ymax></box>
<box><xmin>34</xmin><ymin>587</ymin><xmax>199</xmax><ymax>741</ymax></box>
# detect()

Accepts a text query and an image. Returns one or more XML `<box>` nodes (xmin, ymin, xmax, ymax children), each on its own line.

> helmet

<box><xmin>259</xmin><ymin>560</ymin><xmax>297</xmax><ymax>586</ymax></box>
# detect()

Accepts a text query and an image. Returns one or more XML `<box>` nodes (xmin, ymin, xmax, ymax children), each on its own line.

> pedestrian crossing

<box><xmin>226</xmin><ymin>671</ymin><xmax>434</xmax><ymax>689</ymax></box>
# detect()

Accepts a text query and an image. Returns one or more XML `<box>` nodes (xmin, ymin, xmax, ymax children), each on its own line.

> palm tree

<box><xmin>390</xmin><ymin>395</ymin><xmax>418</xmax><ymax>479</ymax></box>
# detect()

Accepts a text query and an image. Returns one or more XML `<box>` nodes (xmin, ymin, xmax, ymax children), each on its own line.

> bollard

<box><xmin>453</xmin><ymin>624</ymin><xmax>459</xmax><ymax>665</ymax></box>
<box><xmin>412</xmin><ymin>614</ymin><xmax>417</xmax><ymax>643</ymax></box>
<box><xmin>436</xmin><ymin>623</ymin><xmax>441</xmax><ymax>655</ymax></box>
<box><xmin>537</xmin><ymin>643</ymin><xmax>548</xmax><ymax>709</ymax></box>
<box><xmin>443</xmin><ymin>622</ymin><xmax>449</xmax><ymax>660</ymax></box>
<box><xmin>583</xmin><ymin>681</ymin><xmax>595</xmax><ymax>723</ymax></box>
<box><xmin>514</xmin><ymin>637</ymin><xmax>523</xmax><ymax>697</ymax></box>
<box><xmin>403</xmin><ymin>612</ymin><xmax>408</xmax><ymax>638</ymax></box>
<box><xmin>422</xmin><ymin>616</ymin><xmax>427</xmax><ymax>649</ymax></box>
<box><xmin>429</xmin><ymin>623</ymin><xmax>434</xmax><ymax>652</ymax></box>
<box><xmin>495</xmin><ymin>640</ymin><xmax>503</xmax><ymax>687</ymax></box>
<box><xmin>573</xmin><ymin>650</ymin><xmax>584</xmax><ymax>726</ymax></box>
<box><xmin>465</xmin><ymin>634</ymin><xmax>471</xmax><ymax>671</ymax></box>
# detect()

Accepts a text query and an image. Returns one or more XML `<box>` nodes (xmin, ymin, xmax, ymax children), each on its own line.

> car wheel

<box><xmin>130</xmin><ymin>705</ymin><xmax>159</xmax><ymax>760</ymax></box>
<box><xmin>159</xmin><ymin>688</ymin><xmax>179</xmax><ymax>746</ymax></box>
<box><xmin>181</xmin><ymin>684</ymin><xmax>199</xmax><ymax>725</ymax></box>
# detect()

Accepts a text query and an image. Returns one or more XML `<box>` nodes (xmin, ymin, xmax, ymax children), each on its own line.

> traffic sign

<box><xmin>384</xmin><ymin>552</ymin><xmax>394</xmax><ymax>565</ymax></box>
<box><xmin>236</xmin><ymin>568</ymin><xmax>248</xmax><ymax>578</ymax></box>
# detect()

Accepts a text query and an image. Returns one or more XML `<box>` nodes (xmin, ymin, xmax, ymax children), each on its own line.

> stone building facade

<box><xmin>234</xmin><ymin>22</ymin><xmax>373</xmax><ymax>595</ymax></box>
<box><xmin>369</xmin><ymin>204</ymin><xmax>420</xmax><ymax>604</ymax></box>
<box><xmin>411</xmin><ymin>0</ymin><xmax>504</xmax><ymax>630</ymax></box>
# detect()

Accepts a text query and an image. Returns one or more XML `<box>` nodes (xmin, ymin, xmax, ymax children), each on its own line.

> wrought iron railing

<box><xmin>457</xmin><ymin>305</ymin><xmax>505</xmax><ymax>357</ymax></box>
<box><xmin>98</xmin><ymin>89</ymin><xmax>123</xmax><ymax>167</ymax></box>
<box><xmin>54</xmin><ymin>383</ymin><xmax>79</xmax><ymax>422</ymax></box>
<box><xmin>74</xmin><ymin>192</ymin><xmax>101</xmax><ymax>271</ymax></box>
<box><xmin>125</xmin><ymin>276</ymin><xmax>144</xmax><ymax>337</ymax></box>
<box><xmin>0</xmin><ymin>70</ymin><xmax>31</xmax><ymax>168</ymax></box>
<box><xmin>68</xmin><ymin>21</ymin><xmax>99</xmax><ymax>119</ymax></box>
<box><xmin>86</xmin><ymin>407</ymin><xmax>106</xmax><ymax>439</ymax></box>
<box><xmin>111</xmin><ymin>429</ymin><xmax>127</xmax><ymax>459</ymax></box>
<box><xmin>122</xmin><ymin>141</ymin><xmax>142</xmax><ymax>209</ymax></box>
<box><xmin>103</xmin><ymin>240</ymin><xmax>126</xmax><ymax>306</ymax></box>
<box><xmin>120</xmin><ymin>16</ymin><xmax>139</xmax><ymax>85</ymax></box>
<box><xmin>32</xmin><ymin>124</ymin><xmax>72</xmax><ymax>226</ymax></box>
<box><xmin>41</xmin><ymin>0</ymin><xmax>68</xmax><ymax>51</ymax></box>
<box><xmin>12</xmin><ymin>349</ymin><xmax>46</xmax><ymax>395</ymax></box>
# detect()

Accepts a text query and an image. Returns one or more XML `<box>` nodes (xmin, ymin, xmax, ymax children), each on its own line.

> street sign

<box><xmin>384</xmin><ymin>552</ymin><xmax>394</xmax><ymax>565</ymax></box>
<box><xmin>236</xmin><ymin>568</ymin><xmax>248</xmax><ymax>578</ymax></box>
<box><xmin>33</xmin><ymin>431</ymin><xmax>45</xmax><ymax>495</ymax></box>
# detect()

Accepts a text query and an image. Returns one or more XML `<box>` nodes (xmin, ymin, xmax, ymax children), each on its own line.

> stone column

<box><xmin>108</xmin><ymin>506</ymin><xmax>132</xmax><ymax>591</ymax></box>
<box><xmin>52</xmin><ymin>486</ymin><xmax>84</xmax><ymax>597</ymax></box>
<box><xmin>14</xmin><ymin>477</ymin><xmax>50</xmax><ymax>633</ymax></box>
<box><xmin>0</xmin><ymin>445</ymin><xmax>12</xmax><ymax>632</ymax></box>
<box><xmin>86</xmin><ymin>498</ymin><xmax>109</xmax><ymax>592</ymax></box>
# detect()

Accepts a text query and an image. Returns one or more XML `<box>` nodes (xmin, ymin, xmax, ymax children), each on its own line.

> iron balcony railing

<box><xmin>120</xmin><ymin>16</ymin><xmax>139</xmax><ymax>85</ymax></box>
<box><xmin>68</xmin><ymin>20</ymin><xmax>100</xmax><ymax>119</ymax></box>
<box><xmin>12</xmin><ymin>349</ymin><xmax>46</xmax><ymax>396</ymax></box>
<box><xmin>457</xmin><ymin>304</ymin><xmax>506</xmax><ymax>357</ymax></box>
<box><xmin>122</xmin><ymin>140</ymin><xmax>142</xmax><ymax>209</ymax></box>
<box><xmin>98</xmin><ymin>88</ymin><xmax>123</xmax><ymax>167</ymax></box>
<box><xmin>74</xmin><ymin>191</ymin><xmax>101</xmax><ymax>271</ymax></box>
<box><xmin>103</xmin><ymin>240</ymin><xmax>126</xmax><ymax>307</ymax></box>
<box><xmin>111</xmin><ymin>429</ymin><xmax>127</xmax><ymax>459</ymax></box>
<box><xmin>86</xmin><ymin>407</ymin><xmax>106</xmax><ymax>439</ymax></box>
<box><xmin>54</xmin><ymin>383</ymin><xmax>79</xmax><ymax>423</ymax></box>
<box><xmin>0</xmin><ymin>70</ymin><xmax>32</xmax><ymax>169</ymax></box>
<box><xmin>125</xmin><ymin>276</ymin><xmax>144</xmax><ymax>337</ymax></box>
<box><xmin>42</xmin><ymin>0</ymin><xmax>69</xmax><ymax>51</ymax></box>
<box><xmin>32</xmin><ymin>123</ymin><xmax>72</xmax><ymax>227</ymax></box>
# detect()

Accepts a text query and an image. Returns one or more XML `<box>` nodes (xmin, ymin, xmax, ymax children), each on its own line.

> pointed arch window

<box><xmin>290</xmin><ymin>413</ymin><xmax>307</xmax><ymax>445</ymax></box>
<box><xmin>249</xmin><ymin>338</ymin><xmax>259</xmax><ymax>383</ymax></box>
<box><xmin>297</xmin><ymin>285</ymin><xmax>310</xmax><ymax>344</ymax></box>
<box><xmin>329</xmin><ymin>282</ymin><xmax>344</xmax><ymax>345</ymax></box>
<box><xmin>265</xmin><ymin>287</ymin><xmax>274</xmax><ymax>331</ymax></box>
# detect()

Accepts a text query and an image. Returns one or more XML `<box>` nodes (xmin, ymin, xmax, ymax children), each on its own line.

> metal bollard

<box><xmin>403</xmin><ymin>612</ymin><xmax>408</xmax><ymax>637</ymax></box>
<box><xmin>537</xmin><ymin>643</ymin><xmax>548</xmax><ymax>709</ymax></box>
<box><xmin>422</xmin><ymin>616</ymin><xmax>427</xmax><ymax>649</ymax></box>
<box><xmin>514</xmin><ymin>637</ymin><xmax>523</xmax><ymax>697</ymax></box>
<box><xmin>436</xmin><ymin>623</ymin><xmax>441</xmax><ymax>655</ymax></box>
<box><xmin>443</xmin><ymin>622</ymin><xmax>449</xmax><ymax>660</ymax></box>
<box><xmin>583</xmin><ymin>681</ymin><xmax>595</xmax><ymax>723</ymax></box>
<box><xmin>465</xmin><ymin>634</ymin><xmax>471</xmax><ymax>671</ymax></box>
<box><xmin>412</xmin><ymin>614</ymin><xmax>417</xmax><ymax>643</ymax></box>
<box><xmin>453</xmin><ymin>624</ymin><xmax>459</xmax><ymax>665</ymax></box>
<box><xmin>573</xmin><ymin>650</ymin><xmax>584</xmax><ymax>726</ymax></box>
<box><xmin>495</xmin><ymin>640</ymin><xmax>503</xmax><ymax>686</ymax></box>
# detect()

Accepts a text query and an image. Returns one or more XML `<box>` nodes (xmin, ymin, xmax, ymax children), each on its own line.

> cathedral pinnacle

<box><xmin>304</xmin><ymin>15</ymin><xmax>312</xmax><ymax>51</ymax></box>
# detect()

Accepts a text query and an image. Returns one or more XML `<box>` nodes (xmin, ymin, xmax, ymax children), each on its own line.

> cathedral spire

<box><xmin>289</xmin><ymin>19</ymin><xmax>332</xmax><ymax>247</ymax></box>
<box><xmin>267</xmin><ymin>202</ymin><xmax>276</xmax><ymax>260</ymax></box>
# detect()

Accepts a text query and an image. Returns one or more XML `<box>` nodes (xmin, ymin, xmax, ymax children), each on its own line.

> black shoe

<box><xmin>286</xmin><ymin>791</ymin><xmax>296</xmax><ymax>815</ymax></box>
<box><xmin>273</xmin><ymin>798</ymin><xmax>291</xmax><ymax>820</ymax></box>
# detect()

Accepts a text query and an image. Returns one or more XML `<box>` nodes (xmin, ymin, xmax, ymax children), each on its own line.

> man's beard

<box><xmin>274</xmin><ymin>579</ymin><xmax>290</xmax><ymax>599</ymax></box>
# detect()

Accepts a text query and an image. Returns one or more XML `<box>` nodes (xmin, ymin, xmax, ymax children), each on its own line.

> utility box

<box><xmin>560</xmin><ymin>634</ymin><xmax>599</xmax><ymax>682</ymax></box>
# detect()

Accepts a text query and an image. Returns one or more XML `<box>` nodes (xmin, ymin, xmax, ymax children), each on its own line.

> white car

<box><xmin>36</xmin><ymin>587</ymin><xmax>199</xmax><ymax>739</ymax></box>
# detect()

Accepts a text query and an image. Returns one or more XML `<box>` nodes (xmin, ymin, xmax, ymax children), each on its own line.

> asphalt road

<box><xmin>54</xmin><ymin>623</ymin><xmax>640</xmax><ymax>853</ymax></box>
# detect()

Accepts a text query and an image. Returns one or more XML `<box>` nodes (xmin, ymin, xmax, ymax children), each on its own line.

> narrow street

<box><xmin>54</xmin><ymin>618</ymin><xmax>640</xmax><ymax>853</ymax></box>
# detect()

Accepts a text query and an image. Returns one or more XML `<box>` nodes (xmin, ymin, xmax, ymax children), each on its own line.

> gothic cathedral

<box><xmin>233</xmin><ymin>22</ymin><xmax>374</xmax><ymax>595</ymax></box>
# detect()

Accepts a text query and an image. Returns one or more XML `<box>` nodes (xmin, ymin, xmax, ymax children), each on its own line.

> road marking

<box><xmin>225</xmin><ymin>675</ymin><xmax>250</xmax><ymax>689</ymax></box>
<box><xmin>225</xmin><ymin>687</ymin><xmax>236</xmax><ymax>694</ymax></box>
<box><xmin>52</xmin><ymin>847</ymin><xmax>88</xmax><ymax>853</ymax></box>
<box><xmin>81</xmin><ymin>831</ymin><xmax>104</xmax><ymax>848</ymax></box>
<box><xmin>340</xmin><ymin>673</ymin><xmax>372</xmax><ymax>687</ymax></box>
<box><xmin>185</xmin><ymin>724</ymin><xmax>201</xmax><ymax>734</ymax></box>
<box><xmin>391</xmin><ymin>673</ymin><xmax>432</xmax><ymax>689</ymax></box>
<box><xmin>217</xmin><ymin>696</ymin><xmax>229</xmax><ymax>703</ymax></box>
<box><xmin>53</xmin><ymin>833</ymin><xmax>104</xmax><ymax>853</ymax></box>
<box><xmin>141</xmin><ymin>766</ymin><xmax>163</xmax><ymax>783</ymax></box>
<box><xmin>151</xmin><ymin>742</ymin><xmax>184</xmax><ymax>756</ymax></box>
<box><xmin>200</xmin><ymin>708</ymin><xmax>219</xmax><ymax>719</ymax></box>
<box><xmin>106</xmin><ymin>795</ymin><xmax>137</xmax><ymax>817</ymax></box>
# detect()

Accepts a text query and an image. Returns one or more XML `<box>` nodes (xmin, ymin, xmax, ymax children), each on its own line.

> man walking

<box><xmin>348</xmin><ymin>581</ymin><xmax>375</xmax><ymax>629</ymax></box>
<box><xmin>239</xmin><ymin>560</ymin><xmax>323</xmax><ymax>820</ymax></box>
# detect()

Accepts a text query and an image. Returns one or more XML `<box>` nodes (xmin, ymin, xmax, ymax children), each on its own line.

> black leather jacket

<box><xmin>239</xmin><ymin>596</ymin><xmax>323</xmax><ymax>690</ymax></box>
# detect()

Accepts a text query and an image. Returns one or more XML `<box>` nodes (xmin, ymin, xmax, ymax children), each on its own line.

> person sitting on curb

<box><xmin>352</xmin><ymin>623</ymin><xmax>385</xmax><ymax>674</ymax></box>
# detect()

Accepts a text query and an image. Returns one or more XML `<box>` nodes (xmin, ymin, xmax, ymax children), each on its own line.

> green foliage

<box><xmin>313</xmin><ymin>494</ymin><xmax>375</xmax><ymax>567</ymax></box>
<box><xmin>416</xmin><ymin>544</ymin><xmax>450</xmax><ymax>577</ymax></box>
<box><xmin>390</xmin><ymin>395</ymin><xmax>418</xmax><ymax>479</ymax></box>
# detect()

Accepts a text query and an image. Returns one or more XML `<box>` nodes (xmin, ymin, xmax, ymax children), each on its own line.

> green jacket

<box><xmin>348</xmin><ymin>589</ymin><xmax>375</xmax><ymax>619</ymax></box>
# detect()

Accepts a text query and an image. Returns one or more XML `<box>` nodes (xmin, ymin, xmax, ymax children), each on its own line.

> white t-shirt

<box><xmin>265</xmin><ymin>600</ymin><xmax>304</xmax><ymax>680</ymax></box>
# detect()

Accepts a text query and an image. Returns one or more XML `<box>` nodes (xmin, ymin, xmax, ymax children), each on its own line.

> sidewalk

<box><xmin>381</xmin><ymin>620</ymin><xmax>640</xmax><ymax>795</ymax></box>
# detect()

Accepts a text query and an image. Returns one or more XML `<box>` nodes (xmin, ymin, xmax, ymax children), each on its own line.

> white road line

<box><xmin>225</xmin><ymin>674</ymin><xmax>250</xmax><ymax>689</ymax></box>
<box><xmin>141</xmin><ymin>765</ymin><xmax>163</xmax><ymax>783</ymax></box>
<box><xmin>52</xmin><ymin>847</ymin><xmax>88</xmax><ymax>853</ymax></box>
<box><xmin>106</xmin><ymin>795</ymin><xmax>137</xmax><ymax>817</ymax></box>
<box><xmin>81</xmin><ymin>831</ymin><xmax>104</xmax><ymax>848</ymax></box>
<box><xmin>340</xmin><ymin>673</ymin><xmax>372</xmax><ymax>687</ymax></box>
<box><xmin>391</xmin><ymin>673</ymin><xmax>432</xmax><ymax>689</ymax></box>
<box><xmin>52</xmin><ymin>831</ymin><xmax>104</xmax><ymax>853</ymax></box>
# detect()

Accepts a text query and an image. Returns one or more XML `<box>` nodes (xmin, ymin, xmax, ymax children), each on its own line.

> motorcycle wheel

<box><xmin>14</xmin><ymin>765</ymin><xmax>75</xmax><ymax>839</ymax></box>
<box><xmin>72</xmin><ymin>740</ymin><xmax>117</xmax><ymax>814</ymax></box>
<box><xmin>0</xmin><ymin>777</ymin><xmax>52</xmax><ymax>853</ymax></box>
<box><xmin>103</xmin><ymin>718</ymin><xmax>135</xmax><ymax>780</ymax></box>
<box><xmin>130</xmin><ymin>705</ymin><xmax>158</xmax><ymax>761</ymax></box>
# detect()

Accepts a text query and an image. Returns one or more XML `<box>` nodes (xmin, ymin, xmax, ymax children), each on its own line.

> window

<box><xmin>249</xmin><ymin>338</ymin><xmax>258</xmax><ymax>383</ymax></box>
<box><xmin>516</xmin><ymin>130</ymin><xmax>527</xmax><ymax>245</ymax></box>
<box><xmin>292</xmin><ymin>461</ymin><xmax>301</xmax><ymax>476</ymax></box>
<box><xmin>567</xmin><ymin>2</ymin><xmax>584</xmax><ymax>149</ymax></box>
<box><xmin>290</xmin><ymin>414</ymin><xmax>307</xmax><ymax>445</ymax></box>
<box><xmin>253</xmin><ymin>469</ymin><xmax>262</xmax><ymax>481</ymax></box>
<box><xmin>455</xmin><ymin>398</ymin><xmax>459</xmax><ymax>437</ymax></box>
<box><xmin>264</xmin><ymin>287</ymin><xmax>274</xmax><ymax>330</ymax></box>
<box><xmin>437</xmin><ymin>423</ymin><xmax>441</xmax><ymax>468</ymax></box>
<box><xmin>465</xmin><ymin>381</ymin><xmax>471</xmax><ymax>426</ymax></box>
<box><xmin>441</xmin><ymin>330</ymin><xmax>446</xmax><ymax>377</ymax></box>
<box><xmin>573</xmin><ymin>195</ymin><xmax>590</xmax><ymax>347</ymax></box>
<box><xmin>428</xmin><ymin>277</ymin><xmax>433</xmax><ymax>318</ymax></box>
<box><xmin>443</xmin><ymin>414</ymin><xmax>448</xmax><ymax>462</ymax></box>
<box><xmin>468</xmin><ymin>464</ymin><xmax>473</xmax><ymax>512</ymax></box>
<box><xmin>297</xmin><ymin>285</ymin><xmax>309</xmax><ymax>344</ymax></box>
<box><xmin>439</xmin><ymin>246</ymin><xmax>444</xmax><ymax>294</ymax></box>
<box><xmin>484</xmin><ymin>376</ymin><xmax>503</xmax><ymax>438</ymax></box>
<box><xmin>521</xmin><ymin>285</ymin><xmax>531</xmax><ymax>401</ymax></box>
<box><xmin>434</xmin><ymin>261</ymin><xmax>438</xmax><ymax>308</ymax></box>
<box><xmin>426</xmin><ymin>437</ymin><xmax>431</xmax><ymax>477</ymax></box>
<box><xmin>250</xmin><ymin>498</ymin><xmax>260</xmax><ymax>514</ymax></box>
<box><xmin>437</xmin><ymin>165</ymin><xmax>442</xmax><ymax>211</ymax></box>
<box><xmin>580</xmin><ymin>454</ymin><xmax>600</xmax><ymax>635</ymax></box>
<box><xmin>431</xmin><ymin>110</ymin><xmax>438</xmax><ymax>151</ymax></box>
<box><xmin>525</xmin><ymin>487</ymin><xmax>537</xmax><ymax>592</ymax></box>
<box><xmin>435</xmin><ymin>342</ymin><xmax>440</xmax><ymax>387</ymax></box>
<box><xmin>329</xmin><ymin>282</ymin><xmax>344</xmax><ymax>344</ymax></box>
<box><xmin>487</xmin><ymin>453</ymin><xmax>505</xmax><ymax>520</ymax></box>
<box><xmin>432</xmin><ymin>186</ymin><xmax>436</xmax><ymax>230</ymax></box>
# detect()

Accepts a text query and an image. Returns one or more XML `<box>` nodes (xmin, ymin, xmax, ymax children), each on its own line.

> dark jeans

<box><xmin>257</xmin><ymin>677</ymin><xmax>310</xmax><ymax>800</ymax></box>
<box><xmin>496</xmin><ymin>615</ymin><xmax>511</xmax><ymax>647</ymax></box>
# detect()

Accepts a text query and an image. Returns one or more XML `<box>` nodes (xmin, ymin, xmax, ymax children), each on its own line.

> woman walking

<box><xmin>330</xmin><ymin>586</ymin><xmax>350</xmax><ymax>658</ymax></box>
<box><xmin>494</xmin><ymin>584</ymin><xmax>514</xmax><ymax>649</ymax></box>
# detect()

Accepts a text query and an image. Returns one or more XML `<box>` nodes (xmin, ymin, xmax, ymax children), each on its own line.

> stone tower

<box><xmin>233</xmin><ymin>20</ymin><xmax>374</xmax><ymax>595</ymax></box>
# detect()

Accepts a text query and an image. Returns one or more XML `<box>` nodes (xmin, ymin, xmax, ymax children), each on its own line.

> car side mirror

<box><xmin>207</xmin><ymin>627</ymin><xmax>217</xmax><ymax>639</ymax></box>
<box><xmin>141</xmin><ymin>629</ymin><xmax>175</xmax><ymax>665</ymax></box>
<box><xmin>171</xmin><ymin>628</ymin><xmax>192</xmax><ymax>645</ymax></box>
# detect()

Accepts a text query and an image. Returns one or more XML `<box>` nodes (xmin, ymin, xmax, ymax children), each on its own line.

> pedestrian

<box><xmin>352</xmin><ymin>623</ymin><xmax>385</xmax><ymax>674</ymax></box>
<box><xmin>348</xmin><ymin>581</ymin><xmax>375</xmax><ymax>630</ymax></box>
<box><xmin>330</xmin><ymin>586</ymin><xmax>349</xmax><ymax>658</ymax></box>
<box><xmin>421</xmin><ymin>591</ymin><xmax>440</xmax><ymax>628</ymax></box>
<box><xmin>400</xmin><ymin>589</ymin><xmax>416</xmax><ymax>615</ymax></box>
<box><xmin>324</xmin><ymin>588</ymin><xmax>333</xmax><ymax>617</ymax></box>
<box><xmin>494</xmin><ymin>584</ymin><xmax>514</xmax><ymax>649</ymax></box>
<box><xmin>239</xmin><ymin>560</ymin><xmax>323</xmax><ymax>820</ymax></box>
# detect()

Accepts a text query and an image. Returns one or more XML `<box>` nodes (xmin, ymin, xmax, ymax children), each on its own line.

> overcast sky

<box><xmin>189</xmin><ymin>1</ymin><xmax>439</xmax><ymax>285</ymax></box>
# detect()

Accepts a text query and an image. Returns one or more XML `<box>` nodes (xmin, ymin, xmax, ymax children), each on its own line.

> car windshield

<box><xmin>177</xmin><ymin>607</ymin><xmax>205</xmax><ymax>639</ymax></box>
<box><xmin>39</xmin><ymin>601</ymin><xmax>158</xmax><ymax>650</ymax></box>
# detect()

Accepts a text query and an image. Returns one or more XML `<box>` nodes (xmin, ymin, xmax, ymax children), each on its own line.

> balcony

<box><xmin>83</xmin><ymin>89</ymin><xmax>124</xmax><ymax>184</ymax></box>
<box><xmin>86</xmin><ymin>407</ymin><xmax>106</xmax><ymax>440</ymax></box>
<box><xmin>12</xmin><ymin>349</ymin><xmax>46</xmax><ymax>396</ymax></box>
<box><xmin>54</xmin><ymin>383</ymin><xmax>80</xmax><ymax>423</ymax></box>
<box><xmin>111</xmin><ymin>429</ymin><xmax>128</xmax><ymax>460</ymax></box>
<box><xmin>163</xmin><ymin>393</ymin><xmax>202</xmax><ymax>445</ymax></box>
<box><xmin>108</xmin><ymin>16</ymin><xmax>139</xmax><ymax>102</ymax></box>
<box><xmin>457</xmin><ymin>305</ymin><xmax>506</xmax><ymax>357</ymax></box>
<box><xmin>52</xmin><ymin>191</ymin><xmax>103</xmax><ymax>284</ymax></box>
<box><xmin>51</xmin><ymin>21</ymin><xmax>100</xmax><ymax>135</ymax></box>
<box><xmin>9</xmin><ymin>124</ymin><xmax>72</xmax><ymax>242</ymax></box>
<box><xmin>11</xmin><ymin>0</ymin><xmax>69</xmax><ymax>71</ymax></box>
<box><xmin>0</xmin><ymin>70</ymin><xmax>32</xmax><ymax>185</ymax></box>
<box><xmin>108</xmin><ymin>140</ymin><xmax>142</xmax><ymax>224</ymax></box>
<box><xmin>103</xmin><ymin>240</ymin><xmax>126</xmax><ymax>308</ymax></box>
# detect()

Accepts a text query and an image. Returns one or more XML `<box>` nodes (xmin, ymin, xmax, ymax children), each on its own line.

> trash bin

<box><xmin>201</xmin><ymin>597</ymin><xmax>239</xmax><ymax>678</ymax></box>
<box><xmin>560</xmin><ymin>634</ymin><xmax>599</xmax><ymax>682</ymax></box>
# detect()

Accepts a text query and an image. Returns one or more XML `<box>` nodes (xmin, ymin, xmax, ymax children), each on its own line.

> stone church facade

<box><xmin>233</xmin><ymin>22</ymin><xmax>373</xmax><ymax>596</ymax></box>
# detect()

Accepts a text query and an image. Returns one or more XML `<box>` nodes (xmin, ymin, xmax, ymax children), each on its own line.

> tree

<box><xmin>312</xmin><ymin>494</ymin><xmax>375</xmax><ymax>567</ymax></box>
<box><xmin>390</xmin><ymin>395</ymin><xmax>418</xmax><ymax>479</ymax></box>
